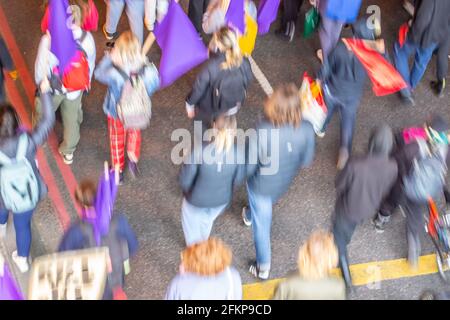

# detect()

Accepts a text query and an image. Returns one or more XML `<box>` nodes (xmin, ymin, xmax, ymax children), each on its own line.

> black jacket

<box><xmin>410</xmin><ymin>0</ymin><xmax>450</xmax><ymax>48</ymax></box>
<box><xmin>247</xmin><ymin>120</ymin><xmax>315</xmax><ymax>203</ymax></box>
<box><xmin>179</xmin><ymin>142</ymin><xmax>246</xmax><ymax>208</ymax></box>
<box><xmin>186</xmin><ymin>52</ymin><xmax>253</xmax><ymax>122</ymax></box>
<box><xmin>335</xmin><ymin>125</ymin><xmax>398</xmax><ymax>224</ymax></box>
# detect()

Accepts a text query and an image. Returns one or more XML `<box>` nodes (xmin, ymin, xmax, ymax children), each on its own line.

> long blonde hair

<box><xmin>211</xmin><ymin>27</ymin><xmax>243</xmax><ymax>70</ymax></box>
<box><xmin>298</xmin><ymin>230</ymin><xmax>339</xmax><ymax>280</ymax></box>
<box><xmin>112</xmin><ymin>31</ymin><xmax>145</xmax><ymax>70</ymax></box>
<box><xmin>212</xmin><ymin>115</ymin><xmax>237</xmax><ymax>153</ymax></box>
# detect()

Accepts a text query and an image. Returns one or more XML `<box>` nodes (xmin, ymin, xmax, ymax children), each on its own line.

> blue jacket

<box><xmin>94</xmin><ymin>55</ymin><xmax>160</xmax><ymax>119</ymax></box>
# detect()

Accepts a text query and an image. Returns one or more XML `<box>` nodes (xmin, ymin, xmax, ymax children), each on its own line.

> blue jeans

<box><xmin>106</xmin><ymin>0</ymin><xmax>145</xmax><ymax>44</ymax></box>
<box><xmin>321</xmin><ymin>86</ymin><xmax>358</xmax><ymax>151</ymax></box>
<box><xmin>394</xmin><ymin>39</ymin><xmax>438</xmax><ymax>96</ymax></box>
<box><xmin>181</xmin><ymin>198</ymin><xmax>227</xmax><ymax>246</ymax></box>
<box><xmin>0</xmin><ymin>208</ymin><xmax>34</xmax><ymax>257</ymax></box>
<box><xmin>245</xmin><ymin>184</ymin><xmax>273</xmax><ymax>272</ymax></box>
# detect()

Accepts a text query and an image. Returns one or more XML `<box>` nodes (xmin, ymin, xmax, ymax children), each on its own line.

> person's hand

<box><xmin>309</xmin><ymin>0</ymin><xmax>317</xmax><ymax>6</ymax></box>
<box><xmin>40</xmin><ymin>77</ymin><xmax>51</xmax><ymax>94</ymax></box>
<box><xmin>9</xmin><ymin>70</ymin><xmax>18</xmax><ymax>81</ymax></box>
<box><xmin>187</xmin><ymin>108</ymin><xmax>195</xmax><ymax>119</ymax></box>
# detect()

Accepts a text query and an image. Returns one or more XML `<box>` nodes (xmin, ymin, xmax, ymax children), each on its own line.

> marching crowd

<box><xmin>0</xmin><ymin>0</ymin><xmax>449</xmax><ymax>300</ymax></box>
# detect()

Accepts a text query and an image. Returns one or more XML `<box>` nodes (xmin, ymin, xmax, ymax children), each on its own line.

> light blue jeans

<box><xmin>181</xmin><ymin>198</ymin><xmax>228</xmax><ymax>246</ymax></box>
<box><xmin>105</xmin><ymin>0</ymin><xmax>145</xmax><ymax>44</ymax></box>
<box><xmin>245</xmin><ymin>184</ymin><xmax>273</xmax><ymax>272</ymax></box>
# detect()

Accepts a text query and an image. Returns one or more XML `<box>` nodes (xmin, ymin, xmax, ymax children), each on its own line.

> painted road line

<box><xmin>4</xmin><ymin>77</ymin><xmax>71</xmax><ymax>229</ymax></box>
<box><xmin>249</xmin><ymin>55</ymin><xmax>274</xmax><ymax>96</ymax></box>
<box><xmin>0</xmin><ymin>4</ymin><xmax>82</xmax><ymax>217</ymax></box>
<box><xmin>242</xmin><ymin>254</ymin><xmax>440</xmax><ymax>300</ymax></box>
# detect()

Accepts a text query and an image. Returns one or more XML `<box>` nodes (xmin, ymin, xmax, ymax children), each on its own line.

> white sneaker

<box><xmin>12</xmin><ymin>250</ymin><xmax>29</xmax><ymax>273</ymax></box>
<box><xmin>242</xmin><ymin>206</ymin><xmax>252</xmax><ymax>227</ymax></box>
<box><xmin>0</xmin><ymin>223</ymin><xmax>6</xmax><ymax>239</ymax></box>
<box><xmin>60</xmin><ymin>152</ymin><xmax>74</xmax><ymax>165</ymax></box>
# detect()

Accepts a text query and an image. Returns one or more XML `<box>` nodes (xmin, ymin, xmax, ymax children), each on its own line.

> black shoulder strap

<box><xmin>113</xmin><ymin>64</ymin><xmax>129</xmax><ymax>81</ymax></box>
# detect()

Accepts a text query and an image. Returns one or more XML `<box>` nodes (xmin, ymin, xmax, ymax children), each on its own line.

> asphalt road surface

<box><xmin>0</xmin><ymin>0</ymin><xmax>449</xmax><ymax>300</ymax></box>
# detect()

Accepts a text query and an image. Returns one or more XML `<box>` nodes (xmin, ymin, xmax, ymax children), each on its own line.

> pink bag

<box><xmin>402</xmin><ymin>127</ymin><xmax>427</xmax><ymax>144</ymax></box>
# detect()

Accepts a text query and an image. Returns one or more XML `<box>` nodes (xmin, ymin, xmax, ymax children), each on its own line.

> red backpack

<box><xmin>52</xmin><ymin>31</ymin><xmax>90</xmax><ymax>92</ymax></box>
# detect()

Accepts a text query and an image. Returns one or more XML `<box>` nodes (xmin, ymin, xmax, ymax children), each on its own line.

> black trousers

<box><xmin>188</xmin><ymin>0</ymin><xmax>210</xmax><ymax>33</ymax></box>
<box><xmin>280</xmin><ymin>0</ymin><xmax>304</xmax><ymax>28</ymax></box>
<box><xmin>436</xmin><ymin>38</ymin><xmax>450</xmax><ymax>80</ymax></box>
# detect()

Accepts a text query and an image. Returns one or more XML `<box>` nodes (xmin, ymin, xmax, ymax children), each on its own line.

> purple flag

<box><xmin>225</xmin><ymin>0</ymin><xmax>245</xmax><ymax>34</ymax></box>
<box><xmin>257</xmin><ymin>0</ymin><xmax>281</xmax><ymax>35</ymax></box>
<box><xmin>154</xmin><ymin>1</ymin><xmax>208</xmax><ymax>88</ymax></box>
<box><xmin>49</xmin><ymin>0</ymin><xmax>77</xmax><ymax>73</ymax></box>
<box><xmin>0</xmin><ymin>264</ymin><xmax>24</xmax><ymax>300</ymax></box>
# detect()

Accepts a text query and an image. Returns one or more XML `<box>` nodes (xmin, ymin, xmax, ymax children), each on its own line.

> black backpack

<box><xmin>210</xmin><ymin>64</ymin><xmax>249</xmax><ymax>117</ymax></box>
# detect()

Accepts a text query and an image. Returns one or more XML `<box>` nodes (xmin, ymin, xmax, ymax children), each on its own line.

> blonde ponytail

<box><xmin>213</xmin><ymin>116</ymin><xmax>237</xmax><ymax>153</ymax></box>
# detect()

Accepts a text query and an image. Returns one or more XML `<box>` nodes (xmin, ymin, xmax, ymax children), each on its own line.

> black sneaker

<box><xmin>103</xmin><ymin>25</ymin><xmax>118</xmax><ymax>41</ymax></box>
<box><xmin>249</xmin><ymin>263</ymin><xmax>270</xmax><ymax>280</ymax></box>
<box><xmin>431</xmin><ymin>79</ymin><xmax>446</xmax><ymax>97</ymax></box>
<box><xmin>128</xmin><ymin>161</ymin><xmax>140</xmax><ymax>179</ymax></box>
<box><xmin>399</xmin><ymin>93</ymin><xmax>416</xmax><ymax>107</ymax></box>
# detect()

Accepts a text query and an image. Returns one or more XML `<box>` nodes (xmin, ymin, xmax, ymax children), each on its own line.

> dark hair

<box><xmin>75</xmin><ymin>179</ymin><xmax>97</xmax><ymax>208</ymax></box>
<box><xmin>0</xmin><ymin>104</ymin><xmax>20</xmax><ymax>138</ymax></box>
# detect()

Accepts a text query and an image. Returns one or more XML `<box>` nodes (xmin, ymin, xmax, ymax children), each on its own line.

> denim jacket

<box><xmin>94</xmin><ymin>55</ymin><xmax>160</xmax><ymax>119</ymax></box>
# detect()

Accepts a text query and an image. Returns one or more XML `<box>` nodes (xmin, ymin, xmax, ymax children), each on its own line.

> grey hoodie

<box><xmin>334</xmin><ymin>124</ymin><xmax>398</xmax><ymax>224</ymax></box>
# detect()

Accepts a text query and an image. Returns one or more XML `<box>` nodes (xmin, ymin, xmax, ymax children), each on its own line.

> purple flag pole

<box><xmin>154</xmin><ymin>0</ymin><xmax>208</xmax><ymax>88</ymax></box>
<box><xmin>257</xmin><ymin>0</ymin><xmax>281</xmax><ymax>35</ymax></box>
<box><xmin>225</xmin><ymin>0</ymin><xmax>245</xmax><ymax>35</ymax></box>
<box><xmin>49</xmin><ymin>0</ymin><xmax>77</xmax><ymax>73</ymax></box>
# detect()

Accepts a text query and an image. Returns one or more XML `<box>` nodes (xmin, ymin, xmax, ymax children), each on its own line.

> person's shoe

<box><xmin>103</xmin><ymin>25</ymin><xmax>118</xmax><ymax>41</ymax></box>
<box><xmin>0</xmin><ymin>223</ymin><xmax>6</xmax><ymax>239</ymax></box>
<box><xmin>399</xmin><ymin>93</ymin><xmax>416</xmax><ymax>107</ymax></box>
<box><xmin>249</xmin><ymin>263</ymin><xmax>270</xmax><ymax>280</ymax></box>
<box><xmin>288</xmin><ymin>22</ymin><xmax>296</xmax><ymax>42</ymax></box>
<box><xmin>315</xmin><ymin>129</ymin><xmax>325</xmax><ymax>138</ymax></box>
<box><xmin>372</xmin><ymin>213</ymin><xmax>391</xmax><ymax>233</ymax></box>
<box><xmin>128</xmin><ymin>161</ymin><xmax>140</xmax><ymax>179</ymax></box>
<box><xmin>336</xmin><ymin>148</ymin><xmax>349</xmax><ymax>170</ymax></box>
<box><xmin>242</xmin><ymin>206</ymin><xmax>252</xmax><ymax>227</ymax></box>
<box><xmin>60</xmin><ymin>152</ymin><xmax>73</xmax><ymax>165</ymax></box>
<box><xmin>12</xmin><ymin>251</ymin><xmax>29</xmax><ymax>273</ymax></box>
<box><xmin>431</xmin><ymin>79</ymin><xmax>446</xmax><ymax>97</ymax></box>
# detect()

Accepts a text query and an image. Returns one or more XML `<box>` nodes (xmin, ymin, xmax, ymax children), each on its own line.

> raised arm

<box><xmin>31</xmin><ymin>79</ymin><xmax>55</xmax><ymax>147</ymax></box>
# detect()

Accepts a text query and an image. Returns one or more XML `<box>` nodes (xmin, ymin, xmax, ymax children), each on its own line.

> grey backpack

<box><xmin>0</xmin><ymin>134</ymin><xmax>39</xmax><ymax>213</ymax></box>
<box><xmin>403</xmin><ymin>139</ymin><xmax>448</xmax><ymax>203</ymax></box>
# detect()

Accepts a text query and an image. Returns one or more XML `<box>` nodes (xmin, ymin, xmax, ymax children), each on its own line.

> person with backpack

<box><xmin>373</xmin><ymin>115</ymin><xmax>449</xmax><ymax>267</ymax></box>
<box><xmin>165</xmin><ymin>237</ymin><xmax>242</xmax><ymax>300</ymax></box>
<box><xmin>242</xmin><ymin>84</ymin><xmax>315</xmax><ymax>280</ymax></box>
<box><xmin>58</xmin><ymin>176</ymin><xmax>139</xmax><ymax>300</ymax></box>
<box><xmin>316</xmin><ymin>16</ymin><xmax>381</xmax><ymax>170</ymax></box>
<box><xmin>34</xmin><ymin>4</ymin><xmax>96</xmax><ymax>165</ymax></box>
<box><xmin>0</xmin><ymin>78</ymin><xmax>55</xmax><ymax>273</ymax></box>
<box><xmin>94</xmin><ymin>31</ymin><xmax>160</xmax><ymax>184</ymax></box>
<box><xmin>273</xmin><ymin>230</ymin><xmax>345</xmax><ymax>300</ymax></box>
<box><xmin>0</xmin><ymin>36</ymin><xmax>17</xmax><ymax>104</ymax></box>
<box><xmin>103</xmin><ymin>0</ymin><xmax>145</xmax><ymax>44</ymax></box>
<box><xmin>331</xmin><ymin>124</ymin><xmax>398</xmax><ymax>287</ymax></box>
<box><xmin>179</xmin><ymin>115</ymin><xmax>246</xmax><ymax>246</ymax></box>
<box><xmin>393</xmin><ymin>0</ymin><xmax>450</xmax><ymax>106</ymax></box>
<box><xmin>185</xmin><ymin>26</ymin><xmax>253</xmax><ymax>125</ymax></box>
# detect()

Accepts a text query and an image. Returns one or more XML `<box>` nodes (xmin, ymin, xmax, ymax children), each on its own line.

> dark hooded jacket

<box><xmin>335</xmin><ymin>124</ymin><xmax>398</xmax><ymax>224</ymax></box>
<box><xmin>317</xmin><ymin>17</ymin><xmax>376</xmax><ymax>105</ymax></box>
<box><xmin>409</xmin><ymin>0</ymin><xmax>450</xmax><ymax>49</ymax></box>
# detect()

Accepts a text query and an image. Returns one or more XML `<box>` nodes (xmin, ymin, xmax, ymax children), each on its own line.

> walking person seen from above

<box><xmin>0</xmin><ymin>78</ymin><xmax>55</xmax><ymax>273</ymax></box>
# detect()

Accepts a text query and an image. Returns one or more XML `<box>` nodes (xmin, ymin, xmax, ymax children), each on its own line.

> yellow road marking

<box><xmin>243</xmin><ymin>254</ymin><xmax>441</xmax><ymax>300</ymax></box>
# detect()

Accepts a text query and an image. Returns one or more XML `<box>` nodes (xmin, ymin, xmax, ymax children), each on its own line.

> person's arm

<box><xmin>245</xmin><ymin>126</ymin><xmax>259</xmax><ymax>178</ymax></box>
<box><xmin>186</xmin><ymin>64</ymin><xmax>211</xmax><ymax>111</ymax></box>
<box><xmin>143</xmin><ymin>62</ymin><xmax>160</xmax><ymax>96</ymax></box>
<box><xmin>34</xmin><ymin>34</ymin><xmax>52</xmax><ymax>85</ymax></box>
<box><xmin>179</xmin><ymin>151</ymin><xmax>199</xmax><ymax>194</ymax></box>
<box><xmin>145</xmin><ymin>0</ymin><xmax>157</xmax><ymax>31</ymax></box>
<box><xmin>335</xmin><ymin>162</ymin><xmax>352</xmax><ymax>195</ymax></box>
<box><xmin>299</xmin><ymin>123</ymin><xmax>316</xmax><ymax>168</ymax></box>
<box><xmin>85</xmin><ymin>33</ymin><xmax>97</xmax><ymax>82</ymax></box>
<box><xmin>116</xmin><ymin>214</ymin><xmax>139</xmax><ymax>256</ymax></box>
<box><xmin>31</xmin><ymin>79</ymin><xmax>55</xmax><ymax>147</ymax></box>
<box><xmin>94</xmin><ymin>54</ymin><xmax>116</xmax><ymax>86</ymax></box>
<box><xmin>0</xmin><ymin>37</ymin><xmax>14</xmax><ymax>71</ymax></box>
<box><xmin>202</xmin><ymin>4</ymin><xmax>226</xmax><ymax>34</ymax></box>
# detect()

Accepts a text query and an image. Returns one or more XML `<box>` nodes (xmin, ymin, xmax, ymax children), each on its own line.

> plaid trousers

<box><xmin>108</xmin><ymin>116</ymin><xmax>142</xmax><ymax>171</ymax></box>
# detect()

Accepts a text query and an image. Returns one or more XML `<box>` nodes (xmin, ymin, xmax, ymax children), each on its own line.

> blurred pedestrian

<box><xmin>317</xmin><ymin>16</ymin><xmax>381</xmax><ymax>169</ymax></box>
<box><xmin>243</xmin><ymin>83</ymin><xmax>315</xmax><ymax>279</ymax></box>
<box><xmin>165</xmin><ymin>237</ymin><xmax>242</xmax><ymax>300</ymax></box>
<box><xmin>58</xmin><ymin>174</ymin><xmax>139</xmax><ymax>300</ymax></box>
<box><xmin>103</xmin><ymin>0</ymin><xmax>145</xmax><ymax>44</ymax></box>
<box><xmin>188</xmin><ymin>0</ymin><xmax>210</xmax><ymax>34</ymax></box>
<box><xmin>332</xmin><ymin>124</ymin><xmax>397</xmax><ymax>287</ymax></box>
<box><xmin>393</xmin><ymin>0</ymin><xmax>450</xmax><ymax>105</ymax></box>
<box><xmin>0</xmin><ymin>78</ymin><xmax>55</xmax><ymax>273</ymax></box>
<box><xmin>373</xmin><ymin>115</ymin><xmax>449</xmax><ymax>267</ymax></box>
<box><xmin>179</xmin><ymin>115</ymin><xmax>246</xmax><ymax>246</ymax></box>
<box><xmin>0</xmin><ymin>36</ymin><xmax>17</xmax><ymax>104</ymax></box>
<box><xmin>185</xmin><ymin>27</ymin><xmax>253</xmax><ymax>125</ymax></box>
<box><xmin>95</xmin><ymin>31</ymin><xmax>160</xmax><ymax>183</ymax></box>
<box><xmin>34</xmin><ymin>2</ymin><xmax>96</xmax><ymax>165</ymax></box>
<box><xmin>273</xmin><ymin>230</ymin><xmax>345</xmax><ymax>300</ymax></box>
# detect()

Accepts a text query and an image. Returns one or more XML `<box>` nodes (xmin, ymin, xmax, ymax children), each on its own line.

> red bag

<box><xmin>343</xmin><ymin>38</ymin><xmax>408</xmax><ymax>96</ymax></box>
<box><xmin>53</xmin><ymin>49</ymin><xmax>90</xmax><ymax>92</ymax></box>
<box><xmin>398</xmin><ymin>23</ymin><xmax>409</xmax><ymax>48</ymax></box>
